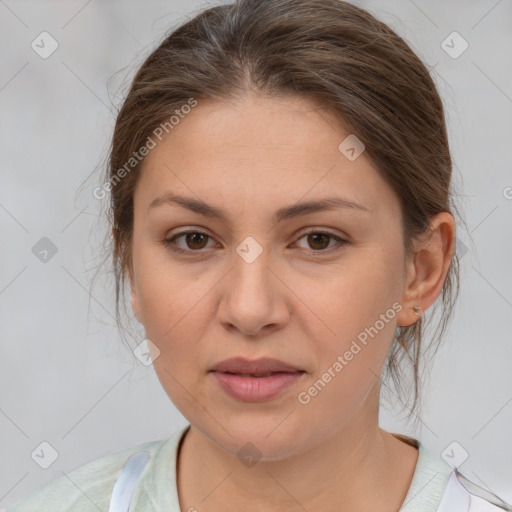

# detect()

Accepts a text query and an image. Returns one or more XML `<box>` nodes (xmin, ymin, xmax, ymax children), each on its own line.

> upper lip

<box><xmin>210</xmin><ymin>357</ymin><xmax>304</xmax><ymax>374</ymax></box>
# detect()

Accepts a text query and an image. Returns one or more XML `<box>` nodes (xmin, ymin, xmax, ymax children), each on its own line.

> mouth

<box><xmin>217</xmin><ymin>371</ymin><xmax>304</xmax><ymax>378</ymax></box>
<box><xmin>209</xmin><ymin>357</ymin><xmax>306</xmax><ymax>402</ymax></box>
<box><xmin>209</xmin><ymin>356</ymin><xmax>304</xmax><ymax>375</ymax></box>
<box><xmin>211</xmin><ymin>371</ymin><xmax>305</xmax><ymax>402</ymax></box>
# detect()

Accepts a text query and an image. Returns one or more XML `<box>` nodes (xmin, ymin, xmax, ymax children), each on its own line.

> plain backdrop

<box><xmin>1</xmin><ymin>0</ymin><xmax>511</xmax><ymax>508</ymax></box>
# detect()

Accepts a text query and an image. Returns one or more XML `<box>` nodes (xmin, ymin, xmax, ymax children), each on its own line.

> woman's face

<box><xmin>129</xmin><ymin>92</ymin><xmax>415</xmax><ymax>459</ymax></box>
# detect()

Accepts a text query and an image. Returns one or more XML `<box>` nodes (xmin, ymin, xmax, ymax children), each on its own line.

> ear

<box><xmin>128</xmin><ymin>263</ymin><xmax>142</xmax><ymax>324</ymax></box>
<box><xmin>396</xmin><ymin>212</ymin><xmax>456</xmax><ymax>327</ymax></box>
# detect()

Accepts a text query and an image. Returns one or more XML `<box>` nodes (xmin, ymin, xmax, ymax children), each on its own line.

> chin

<box><xmin>196</xmin><ymin>413</ymin><xmax>312</xmax><ymax>462</ymax></box>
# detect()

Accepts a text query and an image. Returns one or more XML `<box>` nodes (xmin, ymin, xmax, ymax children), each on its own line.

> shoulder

<box><xmin>4</xmin><ymin>438</ymin><xmax>167</xmax><ymax>512</ymax></box>
<box><xmin>437</xmin><ymin>471</ymin><xmax>512</xmax><ymax>512</ymax></box>
<box><xmin>394</xmin><ymin>434</ymin><xmax>511</xmax><ymax>512</ymax></box>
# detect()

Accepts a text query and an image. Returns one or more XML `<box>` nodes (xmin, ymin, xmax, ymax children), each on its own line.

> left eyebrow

<box><xmin>147</xmin><ymin>192</ymin><xmax>372</xmax><ymax>224</ymax></box>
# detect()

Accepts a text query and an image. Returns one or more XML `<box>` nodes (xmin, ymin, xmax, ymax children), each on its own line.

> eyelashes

<box><xmin>161</xmin><ymin>229</ymin><xmax>349</xmax><ymax>256</ymax></box>
<box><xmin>162</xmin><ymin>231</ymin><xmax>214</xmax><ymax>253</ymax></box>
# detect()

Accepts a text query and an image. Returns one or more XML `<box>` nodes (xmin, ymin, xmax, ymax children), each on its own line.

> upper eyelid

<box><xmin>168</xmin><ymin>226</ymin><xmax>345</xmax><ymax>240</ymax></box>
<box><xmin>173</xmin><ymin>230</ymin><xmax>218</xmax><ymax>246</ymax></box>
<box><xmin>167</xmin><ymin>227</ymin><xmax>346</xmax><ymax>249</ymax></box>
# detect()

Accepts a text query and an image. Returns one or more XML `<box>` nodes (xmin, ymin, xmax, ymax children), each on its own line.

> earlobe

<box><xmin>396</xmin><ymin>212</ymin><xmax>456</xmax><ymax>327</ymax></box>
<box><xmin>128</xmin><ymin>267</ymin><xmax>142</xmax><ymax>324</ymax></box>
<box><xmin>396</xmin><ymin>241</ymin><xmax>423</xmax><ymax>327</ymax></box>
<box><xmin>131</xmin><ymin>286</ymin><xmax>142</xmax><ymax>324</ymax></box>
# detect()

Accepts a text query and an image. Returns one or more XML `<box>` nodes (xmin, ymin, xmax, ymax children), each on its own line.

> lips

<box><xmin>225</xmin><ymin>372</ymin><xmax>280</xmax><ymax>378</ymax></box>
<box><xmin>210</xmin><ymin>356</ymin><xmax>304</xmax><ymax>376</ymax></box>
<box><xmin>210</xmin><ymin>357</ymin><xmax>305</xmax><ymax>402</ymax></box>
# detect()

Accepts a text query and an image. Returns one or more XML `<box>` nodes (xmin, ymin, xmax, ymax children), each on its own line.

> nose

<box><xmin>217</xmin><ymin>244</ymin><xmax>290</xmax><ymax>338</ymax></box>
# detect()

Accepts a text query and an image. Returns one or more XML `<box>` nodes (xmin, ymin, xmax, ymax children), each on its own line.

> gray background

<box><xmin>1</xmin><ymin>0</ymin><xmax>511</xmax><ymax>508</ymax></box>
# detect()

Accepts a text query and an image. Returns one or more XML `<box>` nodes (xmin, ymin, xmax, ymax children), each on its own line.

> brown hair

<box><xmin>92</xmin><ymin>0</ymin><xmax>464</xmax><ymax>420</ymax></box>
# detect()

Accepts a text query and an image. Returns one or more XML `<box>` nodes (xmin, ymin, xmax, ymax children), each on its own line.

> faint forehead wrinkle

<box><xmin>221</xmin><ymin>142</ymin><xmax>310</xmax><ymax>152</ymax></box>
<box><xmin>147</xmin><ymin>192</ymin><xmax>373</xmax><ymax>225</ymax></box>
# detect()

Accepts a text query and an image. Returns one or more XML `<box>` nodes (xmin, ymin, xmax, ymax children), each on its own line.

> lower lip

<box><xmin>211</xmin><ymin>371</ymin><xmax>304</xmax><ymax>402</ymax></box>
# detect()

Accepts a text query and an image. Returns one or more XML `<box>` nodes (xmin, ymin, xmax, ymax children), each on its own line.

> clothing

<box><xmin>5</xmin><ymin>424</ymin><xmax>510</xmax><ymax>511</ymax></box>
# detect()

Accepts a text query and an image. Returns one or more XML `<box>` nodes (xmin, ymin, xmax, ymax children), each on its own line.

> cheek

<box><xmin>137</xmin><ymin>269</ymin><xmax>210</xmax><ymax>346</ymax></box>
<box><xmin>295</xmin><ymin>241</ymin><xmax>405</xmax><ymax>395</ymax></box>
<box><xmin>132</xmin><ymin>243</ymin><xmax>216</xmax><ymax>370</ymax></box>
<box><xmin>296</xmin><ymin>240</ymin><xmax>404</xmax><ymax>337</ymax></box>
<box><xmin>136</xmin><ymin>263</ymin><xmax>214</xmax><ymax>412</ymax></box>
<box><xmin>133</xmin><ymin>238</ymin><xmax>194</xmax><ymax>328</ymax></box>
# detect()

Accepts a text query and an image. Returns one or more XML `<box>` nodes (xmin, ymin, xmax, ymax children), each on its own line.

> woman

<box><xmin>6</xmin><ymin>0</ymin><xmax>510</xmax><ymax>511</ymax></box>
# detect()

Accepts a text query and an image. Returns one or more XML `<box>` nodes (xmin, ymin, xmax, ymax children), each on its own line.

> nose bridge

<box><xmin>219</xmin><ymin>235</ymin><xmax>287</xmax><ymax>334</ymax></box>
<box><xmin>232</xmin><ymin>234</ymin><xmax>274</xmax><ymax>301</ymax></box>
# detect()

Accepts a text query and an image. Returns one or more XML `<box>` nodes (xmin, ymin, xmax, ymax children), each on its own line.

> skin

<box><xmin>128</xmin><ymin>92</ymin><xmax>456</xmax><ymax>511</ymax></box>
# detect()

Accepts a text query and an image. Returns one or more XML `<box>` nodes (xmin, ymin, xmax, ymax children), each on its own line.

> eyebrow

<box><xmin>148</xmin><ymin>192</ymin><xmax>372</xmax><ymax>223</ymax></box>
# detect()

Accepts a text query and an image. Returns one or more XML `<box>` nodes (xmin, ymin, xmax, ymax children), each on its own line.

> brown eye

<box><xmin>183</xmin><ymin>232</ymin><xmax>209</xmax><ymax>250</ymax></box>
<box><xmin>295</xmin><ymin>230</ymin><xmax>348</xmax><ymax>252</ymax></box>
<box><xmin>307</xmin><ymin>232</ymin><xmax>331</xmax><ymax>250</ymax></box>
<box><xmin>162</xmin><ymin>230</ymin><xmax>214</xmax><ymax>253</ymax></box>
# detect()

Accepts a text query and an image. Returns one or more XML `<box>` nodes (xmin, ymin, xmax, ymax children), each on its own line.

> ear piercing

<box><xmin>412</xmin><ymin>306</ymin><xmax>421</xmax><ymax>316</ymax></box>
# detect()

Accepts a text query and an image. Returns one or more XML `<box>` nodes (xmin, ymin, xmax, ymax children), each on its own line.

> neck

<box><xmin>176</xmin><ymin>407</ymin><xmax>418</xmax><ymax>512</ymax></box>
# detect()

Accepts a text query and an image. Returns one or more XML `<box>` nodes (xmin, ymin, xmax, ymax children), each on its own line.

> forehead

<box><xmin>146</xmin><ymin>94</ymin><xmax>348</xmax><ymax>165</ymax></box>
<box><xmin>134</xmin><ymin>93</ymin><xmax>399</xmax><ymax>220</ymax></box>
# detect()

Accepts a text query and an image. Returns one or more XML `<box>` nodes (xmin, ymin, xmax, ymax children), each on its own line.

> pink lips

<box><xmin>209</xmin><ymin>357</ymin><xmax>305</xmax><ymax>402</ymax></box>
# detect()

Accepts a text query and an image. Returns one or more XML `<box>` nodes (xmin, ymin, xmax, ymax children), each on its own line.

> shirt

<box><xmin>4</xmin><ymin>424</ymin><xmax>508</xmax><ymax>511</ymax></box>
